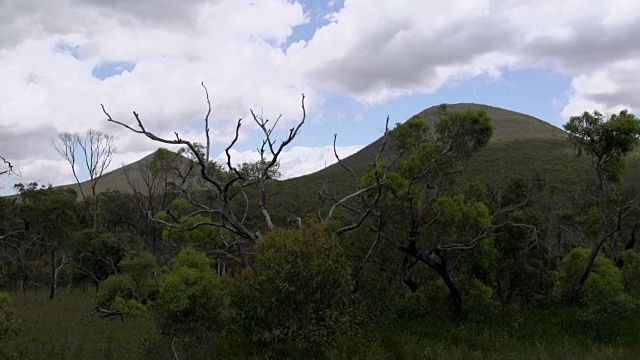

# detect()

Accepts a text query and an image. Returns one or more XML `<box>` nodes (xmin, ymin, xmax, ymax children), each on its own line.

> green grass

<box><xmin>5</xmin><ymin>290</ymin><xmax>155</xmax><ymax>360</ymax></box>
<box><xmin>6</xmin><ymin>289</ymin><xmax>640</xmax><ymax>359</ymax></box>
<box><xmin>326</xmin><ymin>308</ymin><xmax>640</xmax><ymax>360</ymax></box>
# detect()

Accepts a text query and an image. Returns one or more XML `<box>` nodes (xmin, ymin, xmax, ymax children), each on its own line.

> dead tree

<box><xmin>53</xmin><ymin>130</ymin><xmax>116</xmax><ymax>229</ymax></box>
<box><xmin>102</xmin><ymin>83</ymin><xmax>306</xmax><ymax>267</ymax></box>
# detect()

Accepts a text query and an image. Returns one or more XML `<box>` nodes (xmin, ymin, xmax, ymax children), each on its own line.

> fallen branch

<box><xmin>78</xmin><ymin>307</ymin><xmax>124</xmax><ymax>322</ymax></box>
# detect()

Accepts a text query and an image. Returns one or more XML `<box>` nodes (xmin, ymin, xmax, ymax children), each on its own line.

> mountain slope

<box><xmin>273</xmin><ymin>103</ymin><xmax>640</xmax><ymax>217</ymax></box>
<box><xmin>50</xmin><ymin>103</ymin><xmax>640</xmax><ymax>216</ymax></box>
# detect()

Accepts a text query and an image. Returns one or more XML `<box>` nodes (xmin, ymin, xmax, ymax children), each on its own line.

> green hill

<box><xmin>49</xmin><ymin>103</ymin><xmax>640</xmax><ymax>215</ymax></box>
<box><xmin>272</xmin><ymin>103</ymin><xmax>640</xmax><ymax>218</ymax></box>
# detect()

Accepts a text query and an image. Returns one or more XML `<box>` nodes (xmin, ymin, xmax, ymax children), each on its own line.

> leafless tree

<box><xmin>53</xmin><ymin>129</ymin><xmax>116</xmax><ymax>228</ymax></box>
<box><xmin>102</xmin><ymin>82</ymin><xmax>305</xmax><ymax>267</ymax></box>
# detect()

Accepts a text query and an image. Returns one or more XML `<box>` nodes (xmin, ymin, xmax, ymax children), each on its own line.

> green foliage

<box><xmin>621</xmin><ymin>250</ymin><xmax>640</xmax><ymax>299</ymax></box>
<box><xmin>15</xmin><ymin>184</ymin><xmax>79</xmax><ymax>242</ymax></box>
<box><xmin>231</xmin><ymin>225</ymin><xmax>355</xmax><ymax>354</ymax></box>
<box><xmin>557</xmin><ymin>247</ymin><xmax>628</xmax><ymax>305</ymax></box>
<box><xmin>390</xmin><ymin>106</ymin><xmax>493</xmax><ymax>177</ymax></box>
<box><xmin>95</xmin><ymin>252</ymin><xmax>158</xmax><ymax>317</ymax></box>
<box><xmin>154</xmin><ymin>247</ymin><xmax>225</xmax><ymax>338</ymax></box>
<box><xmin>0</xmin><ymin>292</ymin><xmax>17</xmax><ymax>339</ymax></box>
<box><xmin>71</xmin><ymin>230</ymin><xmax>129</xmax><ymax>285</ymax></box>
<box><xmin>433</xmin><ymin>195</ymin><xmax>491</xmax><ymax>238</ymax></box>
<box><xmin>238</xmin><ymin>158</ymin><xmax>282</xmax><ymax>180</ymax></box>
<box><xmin>564</xmin><ymin>109</ymin><xmax>640</xmax><ymax>183</ymax></box>
<box><xmin>156</xmin><ymin>198</ymin><xmax>221</xmax><ymax>247</ymax></box>
<box><xmin>555</xmin><ymin>247</ymin><xmax>639</xmax><ymax>341</ymax></box>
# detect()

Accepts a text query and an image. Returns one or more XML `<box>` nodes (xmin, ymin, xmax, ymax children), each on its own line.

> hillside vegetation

<box><xmin>2</xmin><ymin>103</ymin><xmax>640</xmax><ymax>359</ymax></box>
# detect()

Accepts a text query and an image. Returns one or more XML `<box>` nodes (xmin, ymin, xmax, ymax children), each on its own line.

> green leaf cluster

<box><xmin>231</xmin><ymin>225</ymin><xmax>355</xmax><ymax>353</ymax></box>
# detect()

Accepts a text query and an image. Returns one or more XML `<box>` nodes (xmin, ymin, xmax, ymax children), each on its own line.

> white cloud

<box><xmin>220</xmin><ymin>144</ymin><xmax>364</xmax><ymax>179</ymax></box>
<box><xmin>289</xmin><ymin>0</ymin><xmax>640</xmax><ymax>115</ymax></box>
<box><xmin>2</xmin><ymin>0</ymin><xmax>640</xmax><ymax>193</ymax></box>
<box><xmin>0</xmin><ymin>0</ymin><xmax>314</xmax><ymax>190</ymax></box>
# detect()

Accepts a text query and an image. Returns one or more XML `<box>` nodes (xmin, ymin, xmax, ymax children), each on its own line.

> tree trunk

<box><xmin>49</xmin><ymin>249</ymin><xmax>57</xmax><ymax>300</ymax></box>
<box><xmin>567</xmin><ymin>239</ymin><xmax>606</xmax><ymax>305</ymax></box>
<box><xmin>399</xmin><ymin>242</ymin><xmax>465</xmax><ymax>320</ymax></box>
<box><xmin>432</xmin><ymin>260</ymin><xmax>464</xmax><ymax>320</ymax></box>
<box><xmin>49</xmin><ymin>248</ymin><xmax>66</xmax><ymax>300</ymax></box>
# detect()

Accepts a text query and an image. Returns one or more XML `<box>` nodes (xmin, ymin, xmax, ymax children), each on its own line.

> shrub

<box><xmin>154</xmin><ymin>247</ymin><xmax>226</xmax><ymax>339</ymax></box>
<box><xmin>231</xmin><ymin>225</ymin><xmax>355</xmax><ymax>354</ymax></box>
<box><xmin>0</xmin><ymin>292</ymin><xmax>18</xmax><ymax>358</ymax></box>
<box><xmin>557</xmin><ymin>247</ymin><xmax>628</xmax><ymax>306</ymax></box>
<box><xmin>95</xmin><ymin>252</ymin><xmax>159</xmax><ymax>317</ymax></box>
<box><xmin>557</xmin><ymin>247</ymin><xmax>637</xmax><ymax>341</ymax></box>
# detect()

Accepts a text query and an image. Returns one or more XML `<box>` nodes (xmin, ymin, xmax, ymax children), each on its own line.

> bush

<box><xmin>557</xmin><ymin>248</ymin><xmax>637</xmax><ymax>341</ymax></box>
<box><xmin>557</xmin><ymin>247</ymin><xmax>628</xmax><ymax>306</ymax></box>
<box><xmin>231</xmin><ymin>225</ymin><xmax>355</xmax><ymax>355</ymax></box>
<box><xmin>95</xmin><ymin>252</ymin><xmax>159</xmax><ymax>317</ymax></box>
<box><xmin>0</xmin><ymin>292</ymin><xmax>18</xmax><ymax>358</ymax></box>
<box><xmin>621</xmin><ymin>250</ymin><xmax>640</xmax><ymax>299</ymax></box>
<box><xmin>154</xmin><ymin>247</ymin><xmax>226</xmax><ymax>339</ymax></box>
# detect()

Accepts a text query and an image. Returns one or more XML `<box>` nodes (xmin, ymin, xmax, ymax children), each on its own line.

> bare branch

<box><xmin>201</xmin><ymin>82</ymin><xmax>212</xmax><ymax>164</ymax></box>
<box><xmin>103</xmin><ymin>86</ymin><xmax>307</xmax><ymax>266</ymax></box>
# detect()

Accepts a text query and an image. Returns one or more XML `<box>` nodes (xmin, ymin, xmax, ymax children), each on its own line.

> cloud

<box><xmin>289</xmin><ymin>0</ymin><xmax>640</xmax><ymax>114</ymax></box>
<box><xmin>3</xmin><ymin>0</ymin><xmax>640</xmax><ymax>193</ymax></box>
<box><xmin>220</xmin><ymin>144</ymin><xmax>364</xmax><ymax>179</ymax></box>
<box><xmin>0</xmin><ymin>0</ymin><xmax>313</xmax><ymax>190</ymax></box>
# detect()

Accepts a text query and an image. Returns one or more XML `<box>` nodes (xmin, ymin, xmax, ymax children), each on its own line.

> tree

<box><xmin>562</xmin><ymin>109</ymin><xmax>640</xmax><ymax>304</ymax></box>
<box><xmin>325</xmin><ymin>106</ymin><xmax>537</xmax><ymax>319</ymax></box>
<box><xmin>53</xmin><ymin>129</ymin><xmax>116</xmax><ymax>229</ymax></box>
<box><xmin>15</xmin><ymin>183</ymin><xmax>80</xmax><ymax>299</ymax></box>
<box><xmin>122</xmin><ymin>149</ymin><xmax>184</xmax><ymax>253</ymax></box>
<box><xmin>102</xmin><ymin>83</ymin><xmax>305</xmax><ymax>267</ymax></box>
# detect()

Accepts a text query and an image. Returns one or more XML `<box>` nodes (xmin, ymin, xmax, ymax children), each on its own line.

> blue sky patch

<box><xmin>91</xmin><ymin>61</ymin><xmax>137</xmax><ymax>80</ymax></box>
<box><xmin>53</xmin><ymin>41</ymin><xmax>81</xmax><ymax>59</ymax></box>
<box><xmin>284</xmin><ymin>0</ymin><xmax>344</xmax><ymax>49</ymax></box>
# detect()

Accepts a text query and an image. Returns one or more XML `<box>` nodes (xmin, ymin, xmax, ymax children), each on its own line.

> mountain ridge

<box><xmin>28</xmin><ymin>103</ymin><xmax>640</xmax><ymax>201</ymax></box>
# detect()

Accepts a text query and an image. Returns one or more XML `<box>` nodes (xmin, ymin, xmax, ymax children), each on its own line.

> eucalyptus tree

<box><xmin>15</xmin><ymin>183</ymin><xmax>80</xmax><ymax>299</ymax></box>
<box><xmin>562</xmin><ymin>109</ymin><xmax>640</xmax><ymax>304</ymax></box>
<box><xmin>324</xmin><ymin>106</ymin><xmax>537</xmax><ymax>318</ymax></box>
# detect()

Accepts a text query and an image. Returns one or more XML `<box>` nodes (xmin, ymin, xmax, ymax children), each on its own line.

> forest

<box><xmin>1</xmin><ymin>95</ymin><xmax>640</xmax><ymax>359</ymax></box>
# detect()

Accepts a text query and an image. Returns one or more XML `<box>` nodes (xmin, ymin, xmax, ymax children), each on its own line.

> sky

<box><xmin>1</xmin><ymin>0</ymin><xmax>640</xmax><ymax>193</ymax></box>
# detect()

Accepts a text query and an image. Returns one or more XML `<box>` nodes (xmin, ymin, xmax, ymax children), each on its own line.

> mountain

<box><xmin>271</xmin><ymin>103</ymin><xmax>640</xmax><ymax>217</ymax></box>
<box><xmin>51</xmin><ymin>103</ymin><xmax>640</xmax><ymax>213</ymax></box>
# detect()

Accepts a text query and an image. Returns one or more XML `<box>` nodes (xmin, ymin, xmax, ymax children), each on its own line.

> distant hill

<box><xmin>271</xmin><ymin>103</ymin><xmax>640</xmax><ymax>217</ymax></box>
<box><xmin>56</xmin><ymin>149</ymin><xmax>194</xmax><ymax>198</ymax></box>
<box><xmin>45</xmin><ymin>103</ymin><xmax>640</xmax><ymax>217</ymax></box>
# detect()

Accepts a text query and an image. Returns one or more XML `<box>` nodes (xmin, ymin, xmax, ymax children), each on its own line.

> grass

<box><xmin>5</xmin><ymin>289</ymin><xmax>155</xmax><ymax>360</ymax></box>
<box><xmin>5</xmin><ymin>289</ymin><xmax>640</xmax><ymax>359</ymax></box>
<box><xmin>326</xmin><ymin>308</ymin><xmax>640</xmax><ymax>360</ymax></box>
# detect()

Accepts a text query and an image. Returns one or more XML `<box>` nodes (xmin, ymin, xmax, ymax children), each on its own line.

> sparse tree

<box><xmin>563</xmin><ymin>109</ymin><xmax>640</xmax><ymax>304</ymax></box>
<box><xmin>53</xmin><ymin>129</ymin><xmax>116</xmax><ymax>229</ymax></box>
<box><xmin>102</xmin><ymin>82</ymin><xmax>305</xmax><ymax>267</ymax></box>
